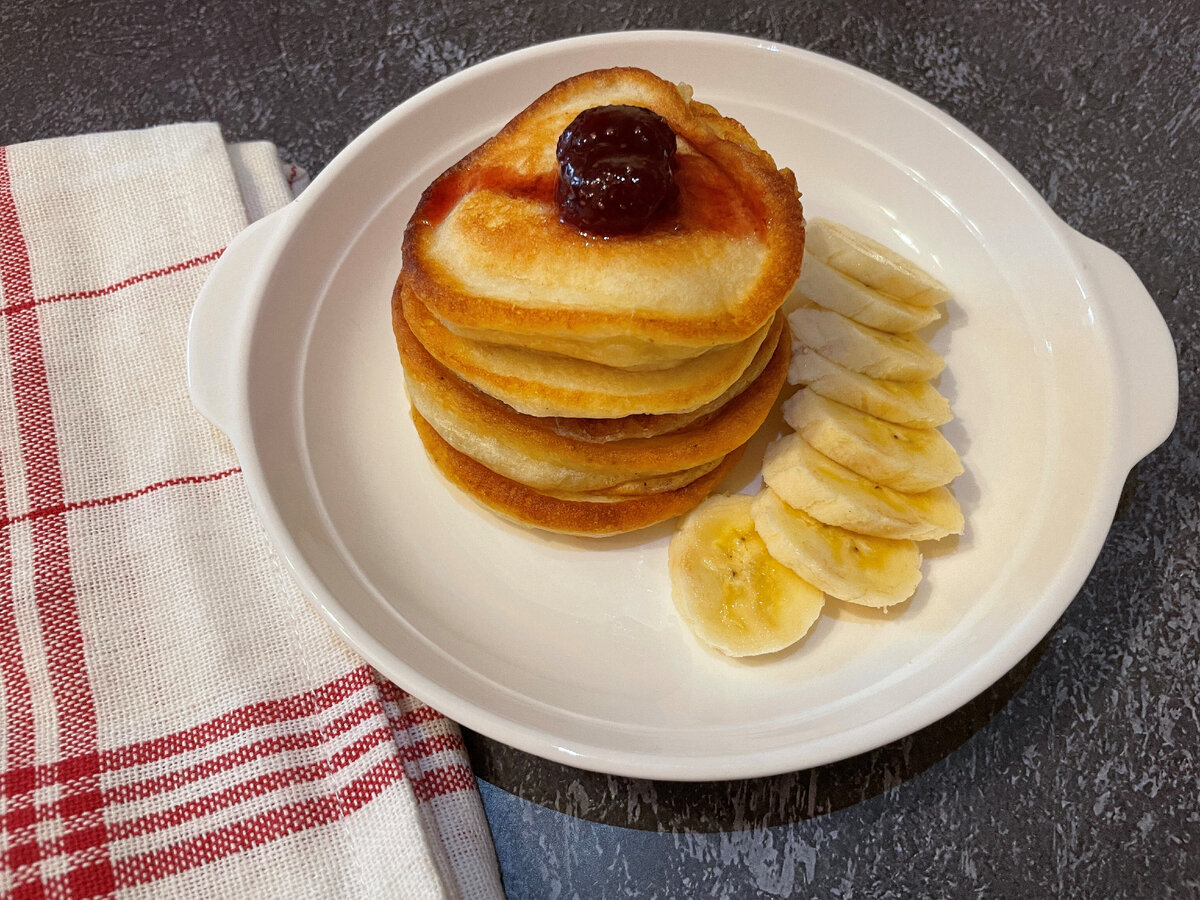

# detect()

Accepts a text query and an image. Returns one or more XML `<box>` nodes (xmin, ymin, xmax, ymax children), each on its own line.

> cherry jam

<box><xmin>556</xmin><ymin>105</ymin><xmax>678</xmax><ymax>235</ymax></box>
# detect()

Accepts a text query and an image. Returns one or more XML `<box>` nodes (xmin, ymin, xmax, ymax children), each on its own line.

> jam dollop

<box><xmin>556</xmin><ymin>105</ymin><xmax>678</xmax><ymax>235</ymax></box>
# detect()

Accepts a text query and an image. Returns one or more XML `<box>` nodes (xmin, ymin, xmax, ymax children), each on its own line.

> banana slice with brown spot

<box><xmin>789</xmin><ymin>345</ymin><xmax>953</xmax><ymax>428</ymax></box>
<box><xmin>762</xmin><ymin>432</ymin><xmax>964</xmax><ymax>541</ymax></box>
<box><xmin>751</xmin><ymin>487</ymin><xmax>922</xmax><ymax>608</ymax></box>
<box><xmin>783</xmin><ymin>389</ymin><xmax>963</xmax><ymax>492</ymax></box>
<box><xmin>668</xmin><ymin>493</ymin><xmax>824</xmax><ymax>657</ymax></box>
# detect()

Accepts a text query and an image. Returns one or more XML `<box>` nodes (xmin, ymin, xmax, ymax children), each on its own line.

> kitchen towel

<box><xmin>0</xmin><ymin>123</ymin><xmax>503</xmax><ymax>899</ymax></box>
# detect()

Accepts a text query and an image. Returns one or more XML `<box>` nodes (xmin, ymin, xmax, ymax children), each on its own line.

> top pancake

<box><xmin>401</xmin><ymin>67</ymin><xmax>806</xmax><ymax>359</ymax></box>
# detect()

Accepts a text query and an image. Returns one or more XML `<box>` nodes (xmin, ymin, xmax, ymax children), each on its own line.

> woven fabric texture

<box><xmin>0</xmin><ymin>123</ymin><xmax>502</xmax><ymax>899</ymax></box>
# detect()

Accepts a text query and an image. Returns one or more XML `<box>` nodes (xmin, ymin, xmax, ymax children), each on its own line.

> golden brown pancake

<box><xmin>392</xmin><ymin>67</ymin><xmax>805</xmax><ymax>536</ymax></box>
<box><xmin>401</xmin><ymin>287</ymin><xmax>777</xmax><ymax>418</ymax></box>
<box><xmin>555</xmin><ymin>460</ymin><xmax>727</xmax><ymax>499</ymax></box>
<box><xmin>406</xmin><ymin>374</ymin><xmax>726</xmax><ymax>494</ymax></box>
<box><xmin>410</xmin><ymin>411</ymin><xmax>747</xmax><ymax>536</ymax></box>
<box><xmin>400</xmin><ymin>67</ymin><xmax>805</xmax><ymax>362</ymax></box>
<box><xmin>545</xmin><ymin>333</ymin><xmax>777</xmax><ymax>443</ymax></box>
<box><xmin>396</xmin><ymin>305</ymin><xmax>789</xmax><ymax>492</ymax></box>
<box><xmin>429</xmin><ymin>313</ymin><xmax>716</xmax><ymax>370</ymax></box>
<box><xmin>396</xmin><ymin>277</ymin><xmax>784</xmax><ymax>444</ymax></box>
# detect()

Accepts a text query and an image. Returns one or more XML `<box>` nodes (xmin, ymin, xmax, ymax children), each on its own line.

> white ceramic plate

<box><xmin>187</xmin><ymin>31</ymin><xmax>1177</xmax><ymax>780</ymax></box>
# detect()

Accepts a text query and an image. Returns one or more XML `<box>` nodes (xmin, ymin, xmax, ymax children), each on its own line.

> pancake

<box><xmin>400</xmin><ymin>286</ymin><xmax>778</xmax><ymax>418</ymax></box>
<box><xmin>410</xmin><ymin>410</ymin><xmax>747</xmax><ymax>536</ymax></box>
<box><xmin>392</xmin><ymin>67</ymin><xmax>806</xmax><ymax>536</ymax></box>
<box><xmin>406</xmin><ymin>374</ymin><xmax>723</xmax><ymax>494</ymax></box>
<box><xmin>397</xmin><ymin>307</ymin><xmax>789</xmax><ymax>492</ymax></box>
<box><xmin>400</xmin><ymin>67</ymin><xmax>805</xmax><ymax>360</ymax></box>
<box><xmin>429</xmin><ymin>310</ymin><xmax>714</xmax><ymax>371</ymax></box>
<box><xmin>545</xmin><ymin>330</ymin><xmax>779</xmax><ymax>443</ymax></box>
<box><xmin>554</xmin><ymin>460</ymin><xmax>727</xmax><ymax>499</ymax></box>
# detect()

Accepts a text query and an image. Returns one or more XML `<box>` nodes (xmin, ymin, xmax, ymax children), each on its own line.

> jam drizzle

<box><xmin>416</xmin><ymin>153</ymin><xmax>762</xmax><ymax>241</ymax></box>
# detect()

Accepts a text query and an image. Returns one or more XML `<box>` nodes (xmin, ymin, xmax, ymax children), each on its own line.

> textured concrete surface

<box><xmin>5</xmin><ymin>1</ymin><xmax>1195</xmax><ymax>896</ymax></box>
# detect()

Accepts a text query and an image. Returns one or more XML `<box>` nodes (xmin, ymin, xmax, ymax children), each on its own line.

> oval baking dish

<box><xmin>187</xmin><ymin>31</ymin><xmax>1177</xmax><ymax>780</ymax></box>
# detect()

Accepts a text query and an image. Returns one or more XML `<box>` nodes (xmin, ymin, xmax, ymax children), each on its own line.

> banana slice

<box><xmin>783</xmin><ymin>389</ymin><xmax>963</xmax><ymax>491</ymax></box>
<box><xmin>789</xmin><ymin>345</ymin><xmax>953</xmax><ymax>428</ymax></box>
<box><xmin>668</xmin><ymin>493</ymin><xmax>825</xmax><ymax>657</ymax></box>
<box><xmin>751</xmin><ymin>487</ymin><xmax>922</xmax><ymax>608</ymax></box>
<box><xmin>796</xmin><ymin>256</ymin><xmax>940</xmax><ymax>334</ymax></box>
<box><xmin>788</xmin><ymin>305</ymin><xmax>945</xmax><ymax>382</ymax></box>
<box><xmin>804</xmin><ymin>218</ymin><xmax>951</xmax><ymax>308</ymax></box>
<box><xmin>762</xmin><ymin>433</ymin><xmax>964</xmax><ymax>541</ymax></box>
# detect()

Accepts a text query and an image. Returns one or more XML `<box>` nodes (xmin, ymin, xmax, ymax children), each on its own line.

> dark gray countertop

<box><xmin>6</xmin><ymin>1</ymin><xmax>1195</xmax><ymax>896</ymax></box>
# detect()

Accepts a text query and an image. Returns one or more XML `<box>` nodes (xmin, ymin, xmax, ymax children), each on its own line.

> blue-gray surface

<box><xmin>6</xmin><ymin>1</ymin><xmax>1195</xmax><ymax>896</ymax></box>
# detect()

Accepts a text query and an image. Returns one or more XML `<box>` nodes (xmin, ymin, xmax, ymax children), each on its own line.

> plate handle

<box><xmin>186</xmin><ymin>210</ymin><xmax>287</xmax><ymax>439</ymax></box>
<box><xmin>1069</xmin><ymin>231</ymin><xmax>1178</xmax><ymax>469</ymax></box>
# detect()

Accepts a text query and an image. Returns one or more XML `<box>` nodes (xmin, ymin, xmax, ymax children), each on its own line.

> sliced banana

<box><xmin>796</xmin><ymin>256</ymin><xmax>940</xmax><ymax>334</ymax></box>
<box><xmin>804</xmin><ymin>218</ymin><xmax>951</xmax><ymax>308</ymax></box>
<box><xmin>668</xmin><ymin>493</ymin><xmax>825</xmax><ymax>658</ymax></box>
<box><xmin>783</xmin><ymin>389</ymin><xmax>963</xmax><ymax>492</ymax></box>
<box><xmin>789</xmin><ymin>345</ymin><xmax>953</xmax><ymax>428</ymax></box>
<box><xmin>665</xmin><ymin>218</ymin><xmax>964</xmax><ymax>660</ymax></box>
<box><xmin>751</xmin><ymin>487</ymin><xmax>922</xmax><ymax>608</ymax></box>
<box><xmin>788</xmin><ymin>304</ymin><xmax>945</xmax><ymax>382</ymax></box>
<box><xmin>762</xmin><ymin>433</ymin><xmax>964</xmax><ymax>541</ymax></box>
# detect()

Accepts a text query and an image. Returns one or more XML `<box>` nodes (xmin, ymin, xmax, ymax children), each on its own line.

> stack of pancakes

<box><xmin>392</xmin><ymin>67</ymin><xmax>806</xmax><ymax>535</ymax></box>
